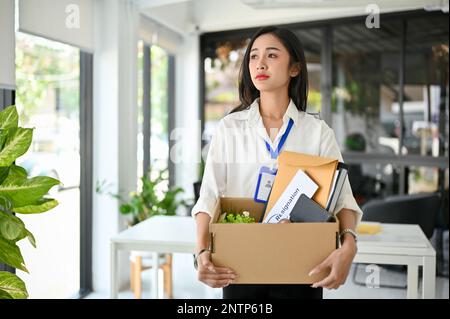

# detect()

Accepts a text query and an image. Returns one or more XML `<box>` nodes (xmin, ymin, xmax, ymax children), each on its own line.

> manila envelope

<box><xmin>263</xmin><ymin>151</ymin><xmax>338</xmax><ymax>220</ymax></box>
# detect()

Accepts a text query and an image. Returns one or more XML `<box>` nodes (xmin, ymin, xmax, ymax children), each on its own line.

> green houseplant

<box><xmin>99</xmin><ymin>167</ymin><xmax>188</xmax><ymax>226</ymax></box>
<box><xmin>0</xmin><ymin>105</ymin><xmax>61</xmax><ymax>299</ymax></box>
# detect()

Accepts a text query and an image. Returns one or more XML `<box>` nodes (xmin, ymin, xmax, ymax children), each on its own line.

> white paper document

<box><xmin>263</xmin><ymin>169</ymin><xmax>319</xmax><ymax>223</ymax></box>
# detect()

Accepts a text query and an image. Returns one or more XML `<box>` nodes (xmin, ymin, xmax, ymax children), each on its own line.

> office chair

<box><xmin>130</xmin><ymin>251</ymin><xmax>173</xmax><ymax>298</ymax></box>
<box><xmin>352</xmin><ymin>192</ymin><xmax>441</xmax><ymax>288</ymax></box>
<box><xmin>434</xmin><ymin>188</ymin><xmax>449</xmax><ymax>277</ymax></box>
<box><xmin>362</xmin><ymin>192</ymin><xmax>440</xmax><ymax>238</ymax></box>
<box><xmin>193</xmin><ymin>181</ymin><xmax>202</xmax><ymax>203</ymax></box>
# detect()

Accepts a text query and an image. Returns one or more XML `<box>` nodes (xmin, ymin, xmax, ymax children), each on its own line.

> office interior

<box><xmin>0</xmin><ymin>0</ymin><xmax>448</xmax><ymax>299</ymax></box>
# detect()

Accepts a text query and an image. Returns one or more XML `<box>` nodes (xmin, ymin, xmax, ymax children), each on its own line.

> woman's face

<box><xmin>249</xmin><ymin>33</ymin><xmax>299</xmax><ymax>93</ymax></box>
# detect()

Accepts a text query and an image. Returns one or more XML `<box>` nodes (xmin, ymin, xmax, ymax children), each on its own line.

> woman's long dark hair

<box><xmin>230</xmin><ymin>26</ymin><xmax>308</xmax><ymax>113</ymax></box>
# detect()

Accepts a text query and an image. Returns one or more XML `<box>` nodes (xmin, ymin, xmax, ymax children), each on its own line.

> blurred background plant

<box><xmin>97</xmin><ymin>167</ymin><xmax>189</xmax><ymax>226</ymax></box>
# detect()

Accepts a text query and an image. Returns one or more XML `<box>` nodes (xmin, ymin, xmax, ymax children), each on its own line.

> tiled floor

<box><xmin>86</xmin><ymin>253</ymin><xmax>449</xmax><ymax>299</ymax></box>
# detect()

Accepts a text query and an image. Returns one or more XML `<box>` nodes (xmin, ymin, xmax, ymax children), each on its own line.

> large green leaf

<box><xmin>0</xmin><ymin>167</ymin><xmax>9</xmax><ymax>185</ymax></box>
<box><xmin>8</xmin><ymin>227</ymin><xmax>36</xmax><ymax>248</ymax></box>
<box><xmin>0</xmin><ymin>105</ymin><xmax>19</xmax><ymax>130</ymax></box>
<box><xmin>0</xmin><ymin>210</ymin><xmax>25</xmax><ymax>241</ymax></box>
<box><xmin>25</xmin><ymin>230</ymin><xmax>36</xmax><ymax>248</ymax></box>
<box><xmin>0</xmin><ymin>271</ymin><xmax>28</xmax><ymax>299</ymax></box>
<box><xmin>2</xmin><ymin>165</ymin><xmax>28</xmax><ymax>187</ymax></box>
<box><xmin>0</xmin><ymin>288</ymin><xmax>13</xmax><ymax>299</ymax></box>
<box><xmin>0</xmin><ymin>176</ymin><xmax>60</xmax><ymax>208</ymax></box>
<box><xmin>0</xmin><ymin>128</ymin><xmax>33</xmax><ymax>167</ymax></box>
<box><xmin>0</xmin><ymin>236</ymin><xmax>28</xmax><ymax>272</ymax></box>
<box><xmin>0</xmin><ymin>195</ymin><xmax>13</xmax><ymax>213</ymax></box>
<box><xmin>0</xmin><ymin>129</ymin><xmax>7</xmax><ymax>151</ymax></box>
<box><xmin>8</xmin><ymin>165</ymin><xmax>28</xmax><ymax>180</ymax></box>
<box><xmin>14</xmin><ymin>198</ymin><xmax>59</xmax><ymax>214</ymax></box>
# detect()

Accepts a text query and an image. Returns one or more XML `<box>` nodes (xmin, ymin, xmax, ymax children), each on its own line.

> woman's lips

<box><xmin>256</xmin><ymin>75</ymin><xmax>270</xmax><ymax>80</ymax></box>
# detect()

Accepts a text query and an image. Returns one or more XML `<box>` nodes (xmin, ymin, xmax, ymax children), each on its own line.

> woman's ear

<box><xmin>290</xmin><ymin>62</ymin><xmax>300</xmax><ymax>77</ymax></box>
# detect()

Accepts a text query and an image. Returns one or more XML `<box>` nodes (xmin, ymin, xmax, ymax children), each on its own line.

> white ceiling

<box><xmin>139</xmin><ymin>0</ymin><xmax>447</xmax><ymax>36</ymax></box>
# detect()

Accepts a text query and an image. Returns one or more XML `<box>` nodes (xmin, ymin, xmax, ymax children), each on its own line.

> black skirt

<box><xmin>223</xmin><ymin>284</ymin><xmax>323</xmax><ymax>299</ymax></box>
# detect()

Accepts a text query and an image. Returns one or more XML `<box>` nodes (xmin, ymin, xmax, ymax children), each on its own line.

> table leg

<box><xmin>153</xmin><ymin>252</ymin><xmax>160</xmax><ymax>299</ymax></box>
<box><xmin>422</xmin><ymin>256</ymin><xmax>436</xmax><ymax>299</ymax></box>
<box><xmin>406</xmin><ymin>264</ymin><xmax>418</xmax><ymax>299</ymax></box>
<box><xmin>110</xmin><ymin>242</ymin><xmax>118</xmax><ymax>299</ymax></box>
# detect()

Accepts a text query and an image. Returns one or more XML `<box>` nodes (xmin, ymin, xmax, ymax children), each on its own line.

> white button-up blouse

<box><xmin>191</xmin><ymin>98</ymin><xmax>363</xmax><ymax>225</ymax></box>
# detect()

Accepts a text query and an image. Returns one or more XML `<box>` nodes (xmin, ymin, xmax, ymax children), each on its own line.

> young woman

<box><xmin>191</xmin><ymin>26</ymin><xmax>363</xmax><ymax>299</ymax></box>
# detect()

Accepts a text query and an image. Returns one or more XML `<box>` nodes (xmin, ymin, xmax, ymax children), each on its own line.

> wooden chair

<box><xmin>130</xmin><ymin>251</ymin><xmax>173</xmax><ymax>298</ymax></box>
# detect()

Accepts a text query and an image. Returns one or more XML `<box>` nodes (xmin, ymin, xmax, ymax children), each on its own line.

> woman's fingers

<box><xmin>311</xmin><ymin>272</ymin><xmax>336</xmax><ymax>288</ymax></box>
<box><xmin>204</xmin><ymin>278</ymin><xmax>234</xmax><ymax>288</ymax></box>
<box><xmin>198</xmin><ymin>266</ymin><xmax>237</xmax><ymax>288</ymax></box>
<box><xmin>213</xmin><ymin>266</ymin><xmax>237</xmax><ymax>274</ymax></box>
<box><xmin>201</xmin><ymin>272</ymin><xmax>237</xmax><ymax>280</ymax></box>
<box><xmin>199</xmin><ymin>262</ymin><xmax>236</xmax><ymax>275</ymax></box>
<box><xmin>197</xmin><ymin>253</ymin><xmax>238</xmax><ymax>288</ymax></box>
<box><xmin>199</xmin><ymin>272</ymin><xmax>235</xmax><ymax>288</ymax></box>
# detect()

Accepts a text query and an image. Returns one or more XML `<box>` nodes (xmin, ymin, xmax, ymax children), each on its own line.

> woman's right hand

<box><xmin>197</xmin><ymin>251</ymin><xmax>237</xmax><ymax>288</ymax></box>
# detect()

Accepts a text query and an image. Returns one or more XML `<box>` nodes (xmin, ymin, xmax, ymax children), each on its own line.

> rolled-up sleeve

<box><xmin>191</xmin><ymin>121</ymin><xmax>227</xmax><ymax>218</ymax></box>
<box><xmin>319</xmin><ymin>122</ymin><xmax>363</xmax><ymax>225</ymax></box>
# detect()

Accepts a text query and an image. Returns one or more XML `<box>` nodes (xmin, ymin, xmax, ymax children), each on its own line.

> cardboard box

<box><xmin>210</xmin><ymin>197</ymin><xmax>339</xmax><ymax>284</ymax></box>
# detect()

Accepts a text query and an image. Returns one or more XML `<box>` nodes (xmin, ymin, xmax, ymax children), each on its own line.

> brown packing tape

<box><xmin>263</xmin><ymin>151</ymin><xmax>338</xmax><ymax>221</ymax></box>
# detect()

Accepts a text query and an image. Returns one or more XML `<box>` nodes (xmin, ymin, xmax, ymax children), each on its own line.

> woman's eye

<box><xmin>250</xmin><ymin>55</ymin><xmax>257</xmax><ymax>59</ymax></box>
<box><xmin>268</xmin><ymin>53</ymin><xmax>277</xmax><ymax>58</ymax></box>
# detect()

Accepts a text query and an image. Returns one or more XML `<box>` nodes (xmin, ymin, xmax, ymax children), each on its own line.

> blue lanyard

<box><xmin>264</xmin><ymin>118</ymin><xmax>294</xmax><ymax>159</ymax></box>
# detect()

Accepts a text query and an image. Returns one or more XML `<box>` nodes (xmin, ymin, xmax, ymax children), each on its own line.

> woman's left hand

<box><xmin>308</xmin><ymin>241</ymin><xmax>357</xmax><ymax>290</ymax></box>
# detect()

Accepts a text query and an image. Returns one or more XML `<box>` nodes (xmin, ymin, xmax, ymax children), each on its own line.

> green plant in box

<box><xmin>218</xmin><ymin>209</ymin><xmax>256</xmax><ymax>224</ymax></box>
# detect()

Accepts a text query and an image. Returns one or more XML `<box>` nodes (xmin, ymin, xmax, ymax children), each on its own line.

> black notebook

<box><xmin>290</xmin><ymin>194</ymin><xmax>335</xmax><ymax>223</ymax></box>
<box><xmin>325</xmin><ymin>162</ymin><xmax>349</xmax><ymax>213</ymax></box>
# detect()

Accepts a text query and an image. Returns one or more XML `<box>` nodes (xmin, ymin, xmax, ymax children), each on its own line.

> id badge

<box><xmin>254</xmin><ymin>166</ymin><xmax>277</xmax><ymax>203</ymax></box>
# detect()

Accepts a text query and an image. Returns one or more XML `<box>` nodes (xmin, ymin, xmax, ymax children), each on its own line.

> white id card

<box><xmin>254</xmin><ymin>166</ymin><xmax>277</xmax><ymax>203</ymax></box>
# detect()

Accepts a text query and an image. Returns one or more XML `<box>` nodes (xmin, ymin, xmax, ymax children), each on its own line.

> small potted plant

<box><xmin>98</xmin><ymin>167</ymin><xmax>188</xmax><ymax>226</ymax></box>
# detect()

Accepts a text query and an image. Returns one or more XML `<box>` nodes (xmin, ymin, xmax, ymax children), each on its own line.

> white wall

<box><xmin>0</xmin><ymin>0</ymin><xmax>15</xmax><ymax>89</ymax></box>
<box><xmin>92</xmin><ymin>0</ymin><xmax>138</xmax><ymax>294</ymax></box>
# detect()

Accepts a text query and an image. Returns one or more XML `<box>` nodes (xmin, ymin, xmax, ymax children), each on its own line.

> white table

<box><xmin>355</xmin><ymin>223</ymin><xmax>436</xmax><ymax>299</ymax></box>
<box><xmin>110</xmin><ymin>216</ymin><xmax>196</xmax><ymax>299</ymax></box>
<box><xmin>110</xmin><ymin>218</ymin><xmax>436</xmax><ymax>299</ymax></box>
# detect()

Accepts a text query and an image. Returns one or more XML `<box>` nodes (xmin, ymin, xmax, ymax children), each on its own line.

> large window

<box><xmin>201</xmin><ymin>10</ymin><xmax>449</xmax><ymax>206</ymax></box>
<box><xmin>15</xmin><ymin>31</ymin><xmax>81</xmax><ymax>298</ymax></box>
<box><xmin>331</xmin><ymin>20</ymin><xmax>403</xmax><ymax>203</ymax></box>
<box><xmin>137</xmin><ymin>40</ymin><xmax>144</xmax><ymax>184</ymax></box>
<box><xmin>296</xmin><ymin>28</ymin><xmax>322</xmax><ymax>114</ymax></box>
<box><xmin>137</xmin><ymin>42</ymin><xmax>170</xmax><ymax>193</ymax></box>
<box><xmin>403</xmin><ymin>16</ymin><xmax>448</xmax><ymax>194</ymax></box>
<box><xmin>332</xmin><ymin>20</ymin><xmax>402</xmax><ymax>154</ymax></box>
<box><xmin>331</xmin><ymin>14</ymin><xmax>448</xmax><ymax>203</ymax></box>
<box><xmin>204</xmin><ymin>38</ymin><xmax>247</xmax><ymax>143</ymax></box>
<box><xmin>150</xmin><ymin>45</ymin><xmax>169</xmax><ymax>183</ymax></box>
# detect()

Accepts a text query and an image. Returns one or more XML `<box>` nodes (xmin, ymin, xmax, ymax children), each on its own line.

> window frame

<box><xmin>0</xmin><ymin>88</ymin><xmax>16</xmax><ymax>275</ymax></box>
<box><xmin>140</xmin><ymin>44</ymin><xmax>175</xmax><ymax>187</ymax></box>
